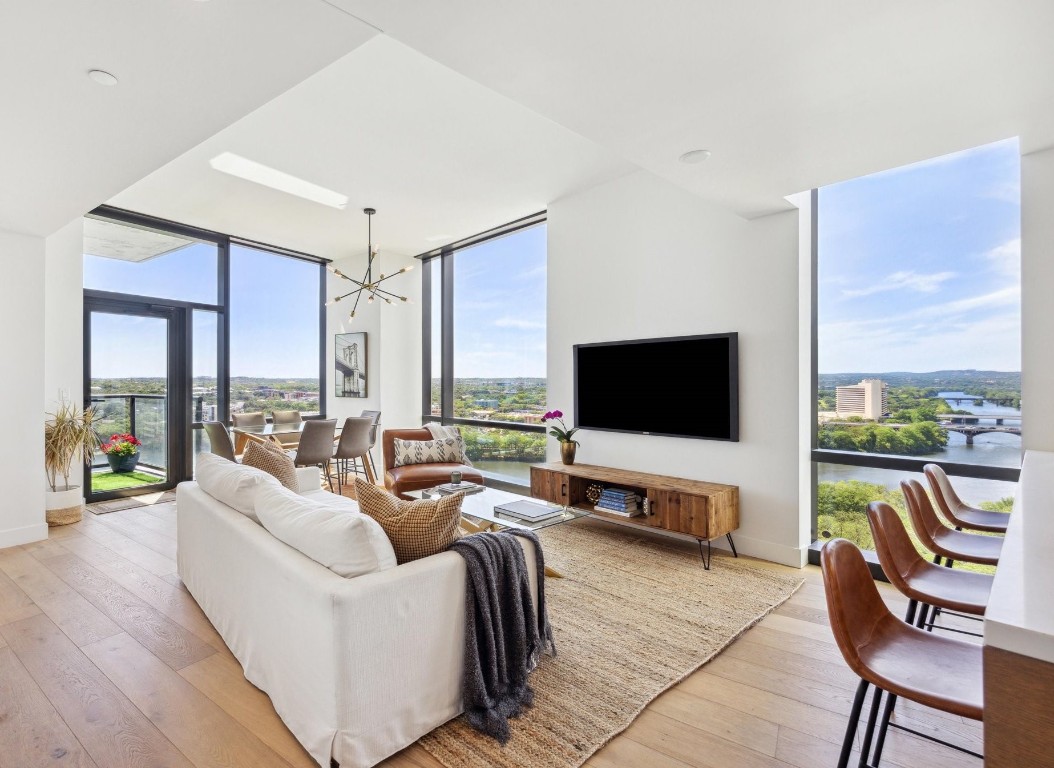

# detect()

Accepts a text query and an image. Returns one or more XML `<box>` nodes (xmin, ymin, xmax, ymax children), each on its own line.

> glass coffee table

<box><xmin>408</xmin><ymin>486</ymin><xmax>589</xmax><ymax>576</ymax></box>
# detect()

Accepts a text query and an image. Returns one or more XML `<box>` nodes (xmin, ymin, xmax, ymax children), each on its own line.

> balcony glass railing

<box><xmin>90</xmin><ymin>393</ymin><xmax>167</xmax><ymax>472</ymax></box>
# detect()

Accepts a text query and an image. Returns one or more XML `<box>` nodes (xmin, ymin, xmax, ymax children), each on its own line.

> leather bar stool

<box><xmin>924</xmin><ymin>463</ymin><xmax>1010</xmax><ymax>534</ymax></box>
<box><xmin>900</xmin><ymin>479</ymin><xmax>1002</xmax><ymax>567</ymax></box>
<box><xmin>333</xmin><ymin>417</ymin><xmax>374</xmax><ymax>493</ymax></box>
<box><xmin>821</xmin><ymin>538</ymin><xmax>983</xmax><ymax>767</ymax></box>
<box><xmin>867</xmin><ymin>501</ymin><xmax>992</xmax><ymax>637</ymax></box>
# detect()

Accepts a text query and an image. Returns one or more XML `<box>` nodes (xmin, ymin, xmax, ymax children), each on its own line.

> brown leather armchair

<box><xmin>382</xmin><ymin>428</ymin><xmax>483</xmax><ymax>499</ymax></box>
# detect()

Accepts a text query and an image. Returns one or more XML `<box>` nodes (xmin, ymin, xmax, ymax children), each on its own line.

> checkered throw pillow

<box><xmin>354</xmin><ymin>478</ymin><xmax>464</xmax><ymax>563</ymax></box>
<box><xmin>242</xmin><ymin>440</ymin><xmax>299</xmax><ymax>491</ymax></box>
<box><xmin>392</xmin><ymin>436</ymin><xmax>465</xmax><ymax>467</ymax></box>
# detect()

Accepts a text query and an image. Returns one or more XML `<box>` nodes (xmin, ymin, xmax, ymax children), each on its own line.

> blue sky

<box><xmin>452</xmin><ymin>223</ymin><xmax>547</xmax><ymax>378</ymax></box>
<box><xmin>85</xmin><ymin>242</ymin><xmax>321</xmax><ymax>378</ymax></box>
<box><xmin>818</xmin><ymin>138</ymin><xmax>1021</xmax><ymax>373</ymax></box>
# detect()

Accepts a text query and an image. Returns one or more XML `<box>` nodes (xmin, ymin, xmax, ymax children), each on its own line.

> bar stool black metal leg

<box><xmin>838</xmin><ymin>679</ymin><xmax>869</xmax><ymax>768</ymax></box>
<box><xmin>915</xmin><ymin>603</ymin><xmax>930</xmax><ymax>630</ymax></box>
<box><xmin>857</xmin><ymin>687</ymin><xmax>884</xmax><ymax>768</ymax></box>
<box><xmin>871</xmin><ymin>692</ymin><xmax>898</xmax><ymax>766</ymax></box>
<box><xmin>903</xmin><ymin>599</ymin><xmax>918</xmax><ymax>626</ymax></box>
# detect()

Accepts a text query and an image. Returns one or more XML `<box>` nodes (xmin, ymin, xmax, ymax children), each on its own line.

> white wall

<box><xmin>547</xmin><ymin>171</ymin><xmax>803</xmax><ymax>566</ymax></box>
<box><xmin>44</xmin><ymin>219</ymin><xmax>85</xmax><ymax>489</ymax></box>
<box><xmin>1021</xmin><ymin>145</ymin><xmax>1054</xmax><ymax>451</ymax></box>
<box><xmin>0</xmin><ymin>228</ymin><xmax>48</xmax><ymax>547</ymax></box>
<box><xmin>325</xmin><ymin>253</ymin><xmax>422</xmax><ymax>472</ymax></box>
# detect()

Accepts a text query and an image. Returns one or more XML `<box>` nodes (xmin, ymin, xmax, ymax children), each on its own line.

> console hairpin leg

<box><xmin>697</xmin><ymin>538</ymin><xmax>712</xmax><ymax>570</ymax></box>
<box><xmin>726</xmin><ymin>533</ymin><xmax>738</xmax><ymax>558</ymax></box>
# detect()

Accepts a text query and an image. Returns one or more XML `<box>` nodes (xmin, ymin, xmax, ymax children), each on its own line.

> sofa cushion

<box><xmin>255</xmin><ymin>483</ymin><xmax>393</xmax><ymax>578</ymax></box>
<box><xmin>194</xmin><ymin>451</ymin><xmax>280</xmax><ymax>523</ymax></box>
<box><xmin>392</xmin><ymin>436</ymin><xmax>465</xmax><ymax>467</ymax></box>
<box><xmin>354</xmin><ymin>478</ymin><xmax>464</xmax><ymax>564</ymax></box>
<box><xmin>313</xmin><ymin>492</ymin><xmax>398</xmax><ymax>571</ymax></box>
<box><xmin>243</xmin><ymin>439</ymin><xmax>299</xmax><ymax>491</ymax></box>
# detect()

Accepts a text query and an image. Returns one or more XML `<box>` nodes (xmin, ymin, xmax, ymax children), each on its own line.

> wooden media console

<box><xmin>529</xmin><ymin>462</ymin><xmax>739</xmax><ymax>568</ymax></box>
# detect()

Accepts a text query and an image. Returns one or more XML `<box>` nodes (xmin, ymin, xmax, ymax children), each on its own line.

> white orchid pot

<box><xmin>45</xmin><ymin>486</ymin><xmax>84</xmax><ymax>526</ymax></box>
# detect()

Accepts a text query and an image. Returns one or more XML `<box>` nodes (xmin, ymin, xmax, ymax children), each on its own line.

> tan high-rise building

<box><xmin>835</xmin><ymin>379</ymin><xmax>888</xmax><ymax>420</ymax></box>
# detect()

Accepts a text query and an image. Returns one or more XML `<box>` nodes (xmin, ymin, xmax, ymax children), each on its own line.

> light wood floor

<box><xmin>0</xmin><ymin>503</ymin><xmax>982</xmax><ymax>768</ymax></box>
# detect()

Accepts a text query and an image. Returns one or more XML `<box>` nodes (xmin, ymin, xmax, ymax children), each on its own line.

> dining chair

<box><xmin>359</xmin><ymin>409</ymin><xmax>382</xmax><ymax>479</ymax></box>
<box><xmin>866</xmin><ymin>501</ymin><xmax>992</xmax><ymax>637</ymax></box>
<box><xmin>291</xmin><ymin>419</ymin><xmax>337</xmax><ymax>491</ymax></box>
<box><xmin>333</xmin><ymin>417</ymin><xmax>374</xmax><ymax>493</ymax></box>
<box><xmin>270</xmin><ymin>410</ymin><xmax>303</xmax><ymax>448</ymax></box>
<box><xmin>821</xmin><ymin>538</ymin><xmax>983</xmax><ymax>767</ymax></box>
<box><xmin>924</xmin><ymin>463</ymin><xmax>1010</xmax><ymax>534</ymax></box>
<box><xmin>232</xmin><ymin>412</ymin><xmax>266</xmax><ymax>428</ymax></box>
<box><xmin>271</xmin><ymin>410</ymin><xmax>303</xmax><ymax>425</ymax></box>
<box><xmin>202</xmin><ymin>421</ymin><xmax>236</xmax><ymax>462</ymax></box>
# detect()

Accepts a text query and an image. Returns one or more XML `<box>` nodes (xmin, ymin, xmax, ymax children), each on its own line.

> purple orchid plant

<box><xmin>542</xmin><ymin>409</ymin><xmax>580</xmax><ymax>446</ymax></box>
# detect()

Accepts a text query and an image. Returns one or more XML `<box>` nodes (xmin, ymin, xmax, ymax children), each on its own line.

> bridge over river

<box><xmin>824</xmin><ymin>413</ymin><xmax>1021</xmax><ymax>445</ymax></box>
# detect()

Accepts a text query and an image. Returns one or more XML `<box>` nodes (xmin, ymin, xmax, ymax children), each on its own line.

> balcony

<box><xmin>89</xmin><ymin>393</ymin><xmax>167</xmax><ymax>491</ymax></box>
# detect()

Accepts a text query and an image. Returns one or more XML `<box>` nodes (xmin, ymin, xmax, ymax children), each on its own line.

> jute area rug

<box><xmin>419</xmin><ymin>520</ymin><xmax>803</xmax><ymax>768</ymax></box>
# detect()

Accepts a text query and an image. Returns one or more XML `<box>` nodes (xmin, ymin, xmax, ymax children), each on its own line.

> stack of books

<box><xmin>433</xmin><ymin>481</ymin><xmax>485</xmax><ymax>495</ymax></box>
<box><xmin>594</xmin><ymin>487</ymin><xmax>642</xmax><ymax>517</ymax></box>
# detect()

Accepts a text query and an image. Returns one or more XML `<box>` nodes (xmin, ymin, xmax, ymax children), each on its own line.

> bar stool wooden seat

<box><xmin>900</xmin><ymin>479</ymin><xmax>1002</xmax><ymax>566</ymax></box>
<box><xmin>821</xmin><ymin>538</ymin><xmax>983</xmax><ymax>767</ymax></box>
<box><xmin>867</xmin><ymin>501</ymin><xmax>992</xmax><ymax>637</ymax></box>
<box><xmin>924</xmin><ymin>463</ymin><xmax>1010</xmax><ymax>534</ymax></box>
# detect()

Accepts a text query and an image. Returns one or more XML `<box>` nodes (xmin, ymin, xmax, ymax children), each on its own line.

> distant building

<box><xmin>836</xmin><ymin>379</ymin><xmax>888</xmax><ymax>420</ymax></box>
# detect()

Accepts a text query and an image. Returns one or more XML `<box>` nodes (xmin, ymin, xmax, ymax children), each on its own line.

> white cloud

<box><xmin>842</xmin><ymin>270</ymin><xmax>956</xmax><ymax>298</ymax></box>
<box><xmin>985</xmin><ymin>238</ymin><xmax>1020</xmax><ymax>278</ymax></box>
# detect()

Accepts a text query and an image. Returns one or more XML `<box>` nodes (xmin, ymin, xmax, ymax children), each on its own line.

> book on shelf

<box><xmin>599</xmin><ymin>493</ymin><xmax>640</xmax><ymax>504</ymax></box>
<box><xmin>432</xmin><ymin>481</ymin><xmax>485</xmax><ymax>495</ymax></box>
<box><xmin>601</xmin><ymin>487</ymin><xmax>638</xmax><ymax>498</ymax></box>
<box><xmin>493</xmin><ymin>499</ymin><xmax>565</xmax><ymax>523</ymax></box>
<box><xmin>593</xmin><ymin>504</ymin><xmax>642</xmax><ymax>517</ymax></box>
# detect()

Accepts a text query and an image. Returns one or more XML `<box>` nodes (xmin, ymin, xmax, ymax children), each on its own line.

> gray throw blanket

<box><xmin>447</xmin><ymin>528</ymin><xmax>556</xmax><ymax>744</ymax></box>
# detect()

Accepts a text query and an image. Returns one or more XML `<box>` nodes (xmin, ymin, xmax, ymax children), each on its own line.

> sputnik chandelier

<box><xmin>327</xmin><ymin>207</ymin><xmax>412</xmax><ymax>319</ymax></box>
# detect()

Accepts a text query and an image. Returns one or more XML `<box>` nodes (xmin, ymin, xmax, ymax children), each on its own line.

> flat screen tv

<box><xmin>574</xmin><ymin>333</ymin><xmax>739</xmax><ymax>441</ymax></box>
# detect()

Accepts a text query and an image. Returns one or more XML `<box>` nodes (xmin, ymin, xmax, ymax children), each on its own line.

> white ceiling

<box><xmin>334</xmin><ymin>0</ymin><xmax>1054</xmax><ymax>218</ymax></box>
<box><xmin>14</xmin><ymin>1</ymin><xmax>1051</xmax><ymax>252</ymax></box>
<box><xmin>0</xmin><ymin>0</ymin><xmax>375</xmax><ymax>236</ymax></box>
<box><xmin>108</xmin><ymin>36</ymin><xmax>635</xmax><ymax>259</ymax></box>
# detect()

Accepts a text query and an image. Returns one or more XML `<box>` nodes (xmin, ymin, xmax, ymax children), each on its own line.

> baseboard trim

<box><xmin>0</xmin><ymin>522</ymin><xmax>48</xmax><ymax>549</ymax></box>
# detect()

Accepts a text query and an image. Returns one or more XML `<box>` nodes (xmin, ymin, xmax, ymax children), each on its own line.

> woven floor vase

<box><xmin>46</xmin><ymin>487</ymin><xmax>84</xmax><ymax>526</ymax></box>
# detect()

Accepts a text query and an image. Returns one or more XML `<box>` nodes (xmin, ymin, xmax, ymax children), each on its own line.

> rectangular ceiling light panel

<box><xmin>209</xmin><ymin>152</ymin><xmax>348</xmax><ymax>209</ymax></box>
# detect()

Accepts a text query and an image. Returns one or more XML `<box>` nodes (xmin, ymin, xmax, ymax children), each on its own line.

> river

<box><xmin>818</xmin><ymin>391</ymin><xmax>1021</xmax><ymax>502</ymax></box>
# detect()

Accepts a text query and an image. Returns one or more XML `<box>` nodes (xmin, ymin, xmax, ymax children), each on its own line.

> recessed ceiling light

<box><xmin>679</xmin><ymin>149</ymin><xmax>712</xmax><ymax>164</ymax></box>
<box><xmin>209</xmin><ymin>152</ymin><xmax>349</xmax><ymax>209</ymax></box>
<box><xmin>425</xmin><ymin>234</ymin><xmax>452</xmax><ymax>242</ymax></box>
<box><xmin>87</xmin><ymin>69</ymin><xmax>118</xmax><ymax>86</ymax></box>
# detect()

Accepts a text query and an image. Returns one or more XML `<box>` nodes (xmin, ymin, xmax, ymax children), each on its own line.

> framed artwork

<box><xmin>335</xmin><ymin>332</ymin><xmax>367</xmax><ymax>398</ymax></box>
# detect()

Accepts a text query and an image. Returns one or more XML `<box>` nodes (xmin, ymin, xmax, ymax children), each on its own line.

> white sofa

<box><xmin>176</xmin><ymin>465</ymin><xmax>539</xmax><ymax>768</ymax></box>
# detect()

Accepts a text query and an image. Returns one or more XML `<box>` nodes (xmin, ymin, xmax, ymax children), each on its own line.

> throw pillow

<box><xmin>194</xmin><ymin>451</ymin><xmax>280</xmax><ymax>522</ymax></box>
<box><xmin>424</xmin><ymin>422</ymin><xmax>473</xmax><ymax>466</ymax></box>
<box><xmin>255</xmin><ymin>484</ymin><xmax>390</xmax><ymax>578</ymax></box>
<box><xmin>242</xmin><ymin>439</ymin><xmax>299</xmax><ymax>491</ymax></box>
<box><xmin>392</xmin><ymin>436</ymin><xmax>464</xmax><ymax>467</ymax></box>
<box><xmin>354</xmin><ymin>477</ymin><xmax>464</xmax><ymax>563</ymax></box>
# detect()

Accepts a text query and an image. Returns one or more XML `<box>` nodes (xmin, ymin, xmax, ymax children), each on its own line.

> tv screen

<box><xmin>574</xmin><ymin>333</ymin><xmax>739</xmax><ymax>441</ymax></box>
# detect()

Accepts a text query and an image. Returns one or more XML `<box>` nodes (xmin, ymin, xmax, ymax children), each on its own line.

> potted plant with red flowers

<box><xmin>101</xmin><ymin>433</ymin><xmax>143</xmax><ymax>473</ymax></box>
<box><xmin>542</xmin><ymin>409</ymin><xmax>580</xmax><ymax>465</ymax></box>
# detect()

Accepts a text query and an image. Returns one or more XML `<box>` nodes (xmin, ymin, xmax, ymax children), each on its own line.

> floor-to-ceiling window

<box><xmin>812</xmin><ymin>139</ymin><xmax>1021</xmax><ymax>563</ymax></box>
<box><xmin>229</xmin><ymin>244</ymin><xmax>323</xmax><ymax>417</ymax></box>
<box><xmin>423</xmin><ymin>213</ymin><xmax>547</xmax><ymax>485</ymax></box>
<box><xmin>84</xmin><ymin>207</ymin><xmax>326</xmax><ymax>500</ymax></box>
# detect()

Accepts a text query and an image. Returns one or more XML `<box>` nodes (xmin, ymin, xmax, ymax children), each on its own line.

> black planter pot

<box><xmin>106</xmin><ymin>451</ymin><xmax>140</xmax><ymax>473</ymax></box>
